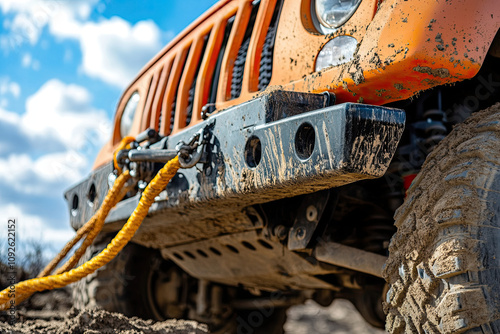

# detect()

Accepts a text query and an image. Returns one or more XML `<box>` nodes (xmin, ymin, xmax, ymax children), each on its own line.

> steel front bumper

<box><xmin>65</xmin><ymin>91</ymin><xmax>405</xmax><ymax>247</ymax></box>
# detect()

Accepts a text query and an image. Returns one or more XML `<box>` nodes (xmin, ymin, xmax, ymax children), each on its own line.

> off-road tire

<box><xmin>384</xmin><ymin>104</ymin><xmax>500</xmax><ymax>333</ymax></box>
<box><xmin>72</xmin><ymin>238</ymin><xmax>166</xmax><ymax>320</ymax></box>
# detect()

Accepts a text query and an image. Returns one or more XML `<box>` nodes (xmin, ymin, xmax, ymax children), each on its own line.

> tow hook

<box><xmin>176</xmin><ymin>122</ymin><xmax>213</xmax><ymax>168</ymax></box>
<box><xmin>114</xmin><ymin>122</ymin><xmax>213</xmax><ymax>181</ymax></box>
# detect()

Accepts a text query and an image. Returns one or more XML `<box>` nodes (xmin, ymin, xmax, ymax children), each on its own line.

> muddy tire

<box><xmin>384</xmin><ymin>104</ymin><xmax>500</xmax><ymax>333</ymax></box>
<box><xmin>72</xmin><ymin>238</ymin><xmax>168</xmax><ymax>320</ymax></box>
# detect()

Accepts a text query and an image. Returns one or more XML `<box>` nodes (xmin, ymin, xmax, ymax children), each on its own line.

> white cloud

<box><xmin>0</xmin><ymin>203</ymin><xmax>75</xmax><ymax>254</ymax></box>
<box><xmin>49</xmin><ymin>15</ymin><xmax>163</xmax><ymax>87</ymax></box>
<box><xmin>0</xmin><ymin>77</ymin><xmax>21</xmax><ymax>108</ymax></box>
<box><xmin>1</xmin><ymin>0</ymin><xmax>166</xmax><ymax>88</ymax></box>
<box><xmin>0</xmin><ymin>76</ymin><xmax>21</xmax><ymax>98</ymax></box>
<box><xmin>21</xmin><ymin>52</ymin><xmax>40</xmax><ymax>70</ymax></box>
<box><xmin>22</xmin><ymin>79</ymin><xmax>111</xmax><ymax>151</ymax></box>
<box><xmin>0</xmin><ymin>152</ymin><xmax>87</xmax><ymax>195</ymax></box>
<box><xmin>0</xmin><ymin>79</ymin><xmax>111</xmax><ymax>252</ymax></box>
<box><xmin>77</xmin><ymin>18</ymin><xmax>162</xmax><ymax>87</ymax></box>
<box><xmin>0</xmin><ymin>78</ymin><xmax>110</xmax><ymax>253</ymax></box>
<box><xmin>22</xmin><ymin>52</ymin><xmax>31</xmax><ymax>66</ymax></box>
<box><xmin>0</xmin><ymin>79</ymin><xmax>111</xmax><ymax>187</ymax></box>
<box><xmin>0</xmin><ymin>106</ymin><xmax>21</xmax><ymax>124</ymax></box>
<box><xmin>0</xmin><ymin>0</ymin><xmax>98</xmax><ymax>46</ymax></box>
<box><xmin>10</xmin><ymin>11</ymin><xmax>41</xmax><ymax>45</ymax></box>
<box><xmin>0</xmin><ymin>79</ymin><xmax>111</xmax><ymax>160</ymax></box>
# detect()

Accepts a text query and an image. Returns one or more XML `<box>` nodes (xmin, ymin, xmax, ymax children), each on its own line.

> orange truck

<box><xmin>66</xmin><ymin>0</ymin><xmax>500</xmax><ymax>332</ymax></box>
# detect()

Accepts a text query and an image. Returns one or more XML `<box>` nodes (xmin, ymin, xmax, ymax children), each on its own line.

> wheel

<box><xmin>72</xmin><ymin>237</ymin><xmax>184</xmax><ymax>320</ymax></box>
<box><xmin>352</xmin><ymin>290</ymin><xmax>386</xmax><ymax>329</ymax></box>
<box><xmin>384</xmin><ymin>104</ymin><xmax>500</xmax><ymax>333</ymax></box>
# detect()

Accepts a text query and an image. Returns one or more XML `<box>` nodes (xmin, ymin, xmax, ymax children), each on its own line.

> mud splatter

<box><xmin>394</xmin><ymin>83</ymin><xmax>405</xmax><ymax>91</ymax></box>
<box><xmin>413</xmin><ymin>66</ymin><xmax>450</xmax><ymax>78</ymax></box>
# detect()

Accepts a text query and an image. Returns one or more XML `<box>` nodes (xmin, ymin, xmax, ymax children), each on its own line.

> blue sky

<box><xmin>0</xmin><ymin>0</ymin><xmax>217</xmax><ymax>253</ymax></box>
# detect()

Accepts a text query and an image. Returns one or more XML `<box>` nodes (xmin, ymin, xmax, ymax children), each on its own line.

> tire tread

<box><xmin>384</xmin><ymin>104</ymin><xmax>500</xmax><ymax>333</ymax></box>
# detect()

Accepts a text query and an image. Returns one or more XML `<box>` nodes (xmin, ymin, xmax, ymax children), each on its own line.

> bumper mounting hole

<box><xmin>295</xmin><ymin>122</ymin><xmax>315</xmax><ymax>160</ymax></box>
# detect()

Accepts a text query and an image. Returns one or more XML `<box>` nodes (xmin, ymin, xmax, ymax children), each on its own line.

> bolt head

<box><xmin>306</xmin><ymin>205</ymin><xmax>318</xmax><ymax>222</ymax></box>
<box><xmin>274</xmin><ymin>225</ymin><xmax>287</xmax><ymax>240</ymax></box>
<box><xmin>295</xmin><ymin>227</ymin><xmax>306</xmax><ymax>240</ymax></box>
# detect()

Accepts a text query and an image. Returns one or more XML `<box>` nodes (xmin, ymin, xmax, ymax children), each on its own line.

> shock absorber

<box><xmin>420</xmin><ymin>108</ymin><xmax>448</xmax><ymax>153</ymax></box>
<box><xmin>387</xmin><ymin>94</ymin><xmax>450</xmax><ymax>196</ymax></box>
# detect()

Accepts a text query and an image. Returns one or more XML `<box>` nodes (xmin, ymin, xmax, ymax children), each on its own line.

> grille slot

<box><xmin>258</xmin><ymin>0</ymin><xmax>282</xmax><ymax>91</ymax></box>
<box><xmin>169</xmin><ymin>47</ymin><xmax>191</xmax><ymax>134</ymax></box>
<box><xmin>169</xmin><ymin>95</ymin><xmax>177</xmax><ymax>134</ymax></box>
<box><xmin>142</xmin><ymin>74</ymin><xmax>155</xmax><ymax>127</ymax></box>
<box><xmin>186</xmin><ymin>33</ymin><xmax>210</xmax><ymax>127</ymax></box>
<box><xmin>230</xmin><ymin>2</ymin><xmax>260</xmax><ymax>100</ymax></box>
<box><xmin>154</xmin><ymin>62</ymin><xmax>172</xmax><ymax>132</ymax></box>
<box><xmin>207</xmin><ymin>16</ymin><xmax>235</xmax><ymax>114</ymax></box>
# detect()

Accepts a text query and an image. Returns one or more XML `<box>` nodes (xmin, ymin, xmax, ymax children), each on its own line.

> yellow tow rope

<box><xmin>0</xmin><ymin>138</ymin><xmax>181</xmax><ymax>310</ymax></box>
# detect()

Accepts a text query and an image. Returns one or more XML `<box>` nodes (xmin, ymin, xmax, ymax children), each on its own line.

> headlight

<box><xmin>315</xmin><ymin>0</ymin><xmax>363</xmax><ymax>29</ymax></box>
<box><xmin>315</xmin><ymin>36</ymin><xmax>358</xmax><ymax>71</ymax></box>
<box><xmin>120</xmin><ymin>91</ymin><xmax>140</xmax><ymax>138</ymax></box>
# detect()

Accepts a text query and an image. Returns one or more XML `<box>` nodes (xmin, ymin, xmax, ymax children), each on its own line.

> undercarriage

<box><xmin>67</xmin><ymin>54</ymin><xmax>500</xmax><ymax>331</ymax></box>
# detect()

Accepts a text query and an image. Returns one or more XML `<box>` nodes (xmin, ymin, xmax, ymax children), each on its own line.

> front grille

<box><xmin>140</xmin><ymin>0</ymin><xmax>283</xmax><ymax>137</ymax></box>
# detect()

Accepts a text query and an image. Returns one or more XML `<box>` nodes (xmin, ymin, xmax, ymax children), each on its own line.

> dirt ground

<box><xmin>0</xmin><ymin>308</ymin><xmax>209</xmax><ymax>334</ymax></box>
<box><xmin>285</xmin><ymin>299</ymin><xmax>386</xmax><ymax>334</ymax></box>
<box><xmin>0</xmin><ymin>297</ymin><xmax>386</xmax><ymax>333</ymax></box>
